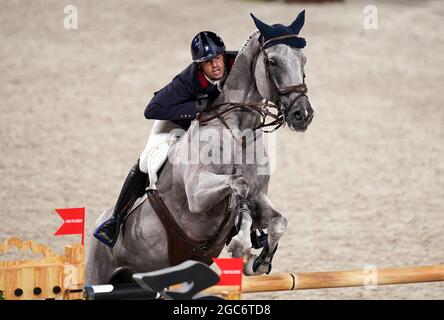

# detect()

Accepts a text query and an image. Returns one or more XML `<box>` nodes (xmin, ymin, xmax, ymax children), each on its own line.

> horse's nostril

<box><xmin>294</xmin><ymin>111</ymin><xmax>304</xmax><ymax>121</ymax></box>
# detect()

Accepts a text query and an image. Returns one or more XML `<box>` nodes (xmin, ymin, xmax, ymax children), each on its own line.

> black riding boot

<box><xmin>94</xmin><ymin>159</ymin><xmax>148</xmax><ymax>247</ymax></box>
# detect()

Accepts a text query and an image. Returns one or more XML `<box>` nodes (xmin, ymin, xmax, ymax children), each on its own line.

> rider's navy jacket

<box><xmin>144</xmin><ymin>52</ymin><xmax>237</xmax><ymax>129</ymax></box>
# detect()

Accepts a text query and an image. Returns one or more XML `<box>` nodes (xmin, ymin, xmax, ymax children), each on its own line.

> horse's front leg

<box><xmin>244</xmin><ymin>193</ymin><xmax>287</xmax><ymax>275</ymax></box>
<box><xmin>184</xmin><ymin>171</ymin><xmax>252</xmax><ymax>257</ymax></box>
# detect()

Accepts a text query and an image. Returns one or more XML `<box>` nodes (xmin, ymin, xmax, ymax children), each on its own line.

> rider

<box><xmin>94</xmin><ymin>31</ymin><xmax>237</xmax><ymax>247</ymax></box>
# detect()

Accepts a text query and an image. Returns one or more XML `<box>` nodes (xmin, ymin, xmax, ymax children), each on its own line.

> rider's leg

<box><xmin>94</xmin><ymin>120</ymin><xmax>184</xmax><ymax>247</ymax></box>
<box><xmin>140</xmin><ymin>120</ymin><xmax>185</xmax><ymax>190</ymax></box>
<box><xmin>93</xmin><ymin>158</ymin><xmax>148</xmax><ymax>247</ymax></box>
<box><xmin>145</xmin><ymin>142</ymin><xmax>172</xmax><ymax>190</ymax></box>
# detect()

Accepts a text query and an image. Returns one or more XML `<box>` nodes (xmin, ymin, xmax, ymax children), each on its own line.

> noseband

<box><xmin>197</xmin><ymin>34</ymin><xmax>309</xmax><ymax>136</ymax></box>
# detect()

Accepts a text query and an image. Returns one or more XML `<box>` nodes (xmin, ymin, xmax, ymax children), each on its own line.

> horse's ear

<box><xmin>250</xmin><ymin>13</ymin><xmax>273</xmax><ymax>37</ymax></box>
<box><xmin>289</xmin><ymin>10</ymin><xmax>305</xmax><ymax>34</ymax></box>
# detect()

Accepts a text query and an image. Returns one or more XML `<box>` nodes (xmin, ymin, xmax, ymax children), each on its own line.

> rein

<box><xmin>196</xmin><ymin>100</ymin><xmax>285</xmax><ymax>134</ymax></box>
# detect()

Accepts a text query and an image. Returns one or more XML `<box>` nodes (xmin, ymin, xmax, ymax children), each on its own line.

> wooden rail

<box><xmin>206</xmin><ymin>265</ymin><xmax>444</xmax><ymax>297</ymax></box>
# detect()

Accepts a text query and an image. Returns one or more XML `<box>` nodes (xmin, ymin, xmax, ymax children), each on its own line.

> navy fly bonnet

<box><xmin>250</xmin><ymin>10</ymin><xmax>306</xmax><ymax>49</ymax></box>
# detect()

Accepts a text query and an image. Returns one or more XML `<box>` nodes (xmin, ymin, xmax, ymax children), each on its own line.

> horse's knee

<box><xmin>187</xmin><ymin>193</ymin><xmax>211</xmax><ymax>214</ymax></box>
<box><xmin>269</xmin><ymin>215</ymin><xmax>287</xmax><ymax>237</ymax></box>
<box><xmin>229</xmin><ymin>175</ymin><xmax>249</xmax><ymax>199</ymax></box>
<box><xmin>188</xmin><ymin>200</ymin><xmax>203</xmax><ymax>214</ymax></box>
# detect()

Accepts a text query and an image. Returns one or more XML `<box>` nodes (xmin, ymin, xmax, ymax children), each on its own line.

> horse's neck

<box><xmin>219</xmin><ymin>33</ymin><xmax>262</xmax><ymax>104</ymax></box>
<box><xmin>213</xmin><ymin>33</ymin><xmax>264</xmax><ymax>132</ymax></box>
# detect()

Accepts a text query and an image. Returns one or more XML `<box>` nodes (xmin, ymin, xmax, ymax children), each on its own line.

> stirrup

<box><xmin>93</xmin><ymin>217</ymin><xmax>120</xmax><ymax>247</ymax></box>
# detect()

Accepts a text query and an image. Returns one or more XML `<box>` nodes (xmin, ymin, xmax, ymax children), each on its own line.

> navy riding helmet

<box><xmin>191</xmin><ymin>31</ymin><xmax>226</xmax><ymax>63</ymax></box>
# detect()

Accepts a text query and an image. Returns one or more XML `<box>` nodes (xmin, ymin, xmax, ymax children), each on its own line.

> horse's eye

<box><xmin>267</xmin><ymin>58</ymin><xmax>277</xmax><ymax>66</ymax></box>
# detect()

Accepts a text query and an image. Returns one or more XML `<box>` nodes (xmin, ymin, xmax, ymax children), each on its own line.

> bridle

<box><xmin>254</xmin><ymin>34</ymin><xmax>308</xmax><ymax>103</ymax></box>
<box><xmin>197</xmin><ymin>33</ymin><xmax>310</xmax><ymax>140</ymax></box>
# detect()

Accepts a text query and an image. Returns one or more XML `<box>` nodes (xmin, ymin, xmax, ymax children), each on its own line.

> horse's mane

<box><xmin>235</xmin><ymin>30</ymin><xmax>260</xmax><ymax>63</ymax></box>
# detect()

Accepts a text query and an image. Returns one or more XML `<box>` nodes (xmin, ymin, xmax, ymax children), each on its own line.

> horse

<box><xmin>85</xmin><ymin>10</ymin><xmax>314</xmax><ymax>285</ymax></box>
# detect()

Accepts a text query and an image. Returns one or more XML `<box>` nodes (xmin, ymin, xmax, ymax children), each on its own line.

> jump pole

<box><xmin>205</xmin><ymin>265</ymin><xmax>444</xmax><ymax>296</ymax></box>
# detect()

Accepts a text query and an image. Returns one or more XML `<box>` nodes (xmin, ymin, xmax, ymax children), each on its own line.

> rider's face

<box><xmin>200</xmin><ymin>54</ymin><xmax>225</xmax><ymax>80</ymax></box>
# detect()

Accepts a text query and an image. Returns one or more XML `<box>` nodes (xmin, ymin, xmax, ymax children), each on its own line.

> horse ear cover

<box><xmin>250</xmin><ymin>11</ymin><xmax>307</xmax><ymax>49</ymax></box>
<box><xmin>250</xmin><ymin>13</ymin><xmax>273</xmax><ymax>38</ymax></box>
<box><xmin>289</xmin><ymin>10</ymin><xmax>305</xmax><ymax>35</ymax></box>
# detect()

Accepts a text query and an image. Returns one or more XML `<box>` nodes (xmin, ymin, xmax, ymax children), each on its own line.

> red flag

<box><xmin>212</xmin><ymin>258</ymin><xmax>243</xmax><ymax>288</ymax></box>
<box><xmin>54</xmin><ymin>207</ymin><xmax>85</xmax><ymax>245</ymax></box>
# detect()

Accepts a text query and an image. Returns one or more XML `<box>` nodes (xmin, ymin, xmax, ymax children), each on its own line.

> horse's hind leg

<box><xmin>244</xmin><ymin>193</ymin><xmax>287</xmax><ymax>275</ymax></box>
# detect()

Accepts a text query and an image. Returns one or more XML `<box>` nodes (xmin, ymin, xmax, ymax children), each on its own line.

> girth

<box><xmin>147</xmin><ymin>190</ymin><xmax>232</xmax><ymax>267</ymax></box>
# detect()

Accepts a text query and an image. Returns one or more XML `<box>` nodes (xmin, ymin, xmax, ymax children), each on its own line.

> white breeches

<box><xmin>139</xmin><ymin>120</ymin><xmax>185</xmax><ymax>190</ymax></box>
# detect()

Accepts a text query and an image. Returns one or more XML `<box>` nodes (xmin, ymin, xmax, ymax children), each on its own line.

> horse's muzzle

<box><xmin>286</xmin><ymin>97</ymin><xmax>314</xmax><ymax>132</ymax></box>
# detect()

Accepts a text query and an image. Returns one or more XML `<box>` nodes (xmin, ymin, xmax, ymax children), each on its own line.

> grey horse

<box><xmin>86</xmin><ymin>11</ymin><xmax>314</xmax><ymax>285</ymax></box>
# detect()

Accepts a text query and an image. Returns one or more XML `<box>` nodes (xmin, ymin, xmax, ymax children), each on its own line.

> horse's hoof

<box><xmin>243</xmin><ymin>254</ymin><xmax>257</xmax><ymax>275</ymax></box>
<box><xmin>253</xmin><ymin>261</ymin><xmax>271</xmax><ymax>275</ymax></box>
<box><xmin>243</xmin><ymin>254</ymin><xmax>269</xmax><ymax>275</ymax></box>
